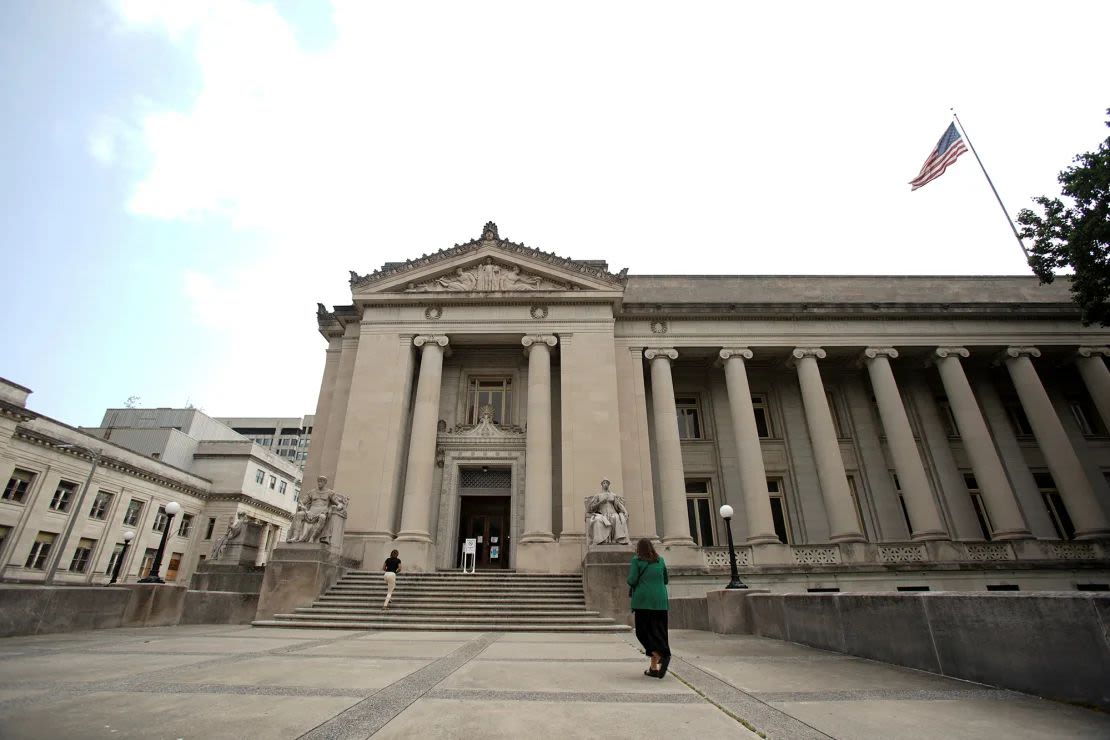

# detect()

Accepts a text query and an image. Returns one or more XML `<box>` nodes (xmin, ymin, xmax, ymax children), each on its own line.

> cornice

<box><xmin>348</xmin><ymin>222</ymin><xmax>629</xmax><ymax>291</ymax></box>
<box><xmin>617</xmin><ymin>302</ymin><xmax>1080</xmax><ymax>322</ymax></box>
<box><xmin>0</xmin><ymin>399</ymin><xmax>36</xmax><ymax>422</ymax></box>
<box><xmin>204</xmin><ymin>491</ymin><xmax>296</xmax><ymax>521</ymax></box>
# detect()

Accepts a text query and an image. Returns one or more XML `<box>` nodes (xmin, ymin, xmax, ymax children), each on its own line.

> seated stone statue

<box><xmin>585</xmin><ymin>479</ymin><xmax>631</xmax><ymax>546</ymax></box>
<box><xmin>211</xmin><ymin>511</ymin><xmax>246</xmax><ymax>560</ymax></box>
<box><xmin>288</xmin><ymin>476</ymin><xmax>348</xmax><ymax>547</ymax></box>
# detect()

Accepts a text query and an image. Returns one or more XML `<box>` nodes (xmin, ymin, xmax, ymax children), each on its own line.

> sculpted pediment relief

<box><xmin>404</xmin><ymin>258</ymin><xmax>571</xmax><ymax>293</ymax></box>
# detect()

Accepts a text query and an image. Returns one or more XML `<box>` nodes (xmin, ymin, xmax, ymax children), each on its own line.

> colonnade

<box><xmin>386</xmin><ymin>336</ymin><xmax>1110</xmax><ymax>549</ymax></box>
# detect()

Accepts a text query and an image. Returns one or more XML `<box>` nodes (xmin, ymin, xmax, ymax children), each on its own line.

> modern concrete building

<box><xmin>304</xmin><ymin>222</ymin><xmax>1110</xmax><ymax>592</ymax></box>
<box><xmin>0</xmin><ymin>384</ymin><xmax>298</xmax><ymax>586</ymax></box>
<box><xmin>214</xmin><ymin>415</ymin><xmax>315</xmax><ymax>470</ymax></box>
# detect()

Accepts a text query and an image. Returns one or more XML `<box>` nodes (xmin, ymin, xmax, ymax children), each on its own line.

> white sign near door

<box><xmin>463</xmin><ymin>538</ymin><xmax>477</xmax><ymax>555</ymax></box>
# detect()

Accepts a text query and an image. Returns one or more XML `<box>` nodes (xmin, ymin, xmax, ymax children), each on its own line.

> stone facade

<box><xmin>305</xmin><ymin>223</ymin><xmax>1110</xmax><ymax>589</ymax></box>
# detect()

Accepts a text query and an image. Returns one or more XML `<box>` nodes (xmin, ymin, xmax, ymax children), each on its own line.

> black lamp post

<box><xmin>718</xmin><ymin>504</ymin><xmax>747</xmax><ymax>589</ymax></box>
<box><xmin>139</xmin><ymin>502</ymin><xmax>180</xmax><ymax>584</ymax></box>
<box><xmin>109</xmin><ymin>530</ymin><xmax>135</xmax><ymax>585</ymax></box>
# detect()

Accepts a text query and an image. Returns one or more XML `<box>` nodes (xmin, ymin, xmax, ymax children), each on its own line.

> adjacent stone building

<box><xmin>303</xmin><ymin>223</ymin><xmax>1110</xmax><ymax>592</ymax></box>
<box><xmin>0</xmin><ymin>385</ymin><xmax>298</xmax><ymax>586</ymax></box>
<box><xmin>215</xmin><ymin>415</ymin><xmax>315</xmax><ymax>470</ymax></box>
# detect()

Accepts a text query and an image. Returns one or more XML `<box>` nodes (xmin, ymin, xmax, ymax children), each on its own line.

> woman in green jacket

<box><xmin>627</xmin><ymin>538</ymin><xmax>670</xmax><ymax>678</ymax></box>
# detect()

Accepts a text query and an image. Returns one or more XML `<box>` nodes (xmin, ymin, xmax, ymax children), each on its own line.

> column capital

<box><xmin>933</xmin><ymin>346</ymin><xmax>970</xmax><ymax>359</ymax></box>
<box><xmin>789</xmin><ymin>347</ymin><xmax>826</xmax><ymax>365</ymax></box>
<box><xmin>644</xmin><ymin>348</ymin><xmax>678</xmax><ymax>362</ymax></box>
<box><xmin>1002</xmin><ymin>346</ymin><xmax>1041</xmax><ymax>361</ymax></box>
<box><xmin>521</xmin><ymin>335</ymin><xmax>558</xmax><ymax>349</ymax></box>
<box><xmin>719</xmin><ymin>348</ymin><xmax>754</xmax><ymax>362</ymax></box>
<box><xmin>413</xmin><ymin>335</ymin><xmax>449</xmax><ymax>348</ymax></box>
<box><xmin>862</xmin><ymin>346</ymin><xmax>899</xmax><ymax>361</ymax></box>
<box><xmin>1077</xmin><ymin>346</ymin><xmax>1110</xmax><ymax>359</ymax></box>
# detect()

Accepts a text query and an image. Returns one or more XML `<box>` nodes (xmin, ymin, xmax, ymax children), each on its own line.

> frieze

<box><xmin>404</xmin><ymin>258</ymin><xmax>571</xmax><ymax>293</ymax></box>
<box><xmin>348</xmin><ymin>222</ymin><xmax>629</xmax><ymax>290</ymax></box>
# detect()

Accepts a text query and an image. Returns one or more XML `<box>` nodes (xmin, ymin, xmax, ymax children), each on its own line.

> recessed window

<box><xmin>1077</xmin><ymin>583</ymin><xmax>1109</xmax><ymax>591</ymax></box>
<box><xmin>897</xmin><ymin>585</ymin><xmax>930</xmax><ymax>592</ymax></box>
<box><xmin>49</xmin><ymin>481</ymin><xmax>78</xmax><ymax>512</ymax></box>
<box><xmin>3</xmin><ymin>469</ymin><xmax>35</xmax><ymax>503</ymax></box>
<box><xmin>807</xmin><ymin>587</ymin><xmax>839</xmax><ymax>593</ymax></box>
<box><xmin>937</xmin><ymin>398</ymin><xmax>960</xmax><ymax>437</ymax></box>
<box><xmin>676</xmin><ymin>397</ymin><xmax>704</xmax><ymax>440</ymax></box>
<box><xmin>827</xmin><ymin>391</ymin><xmax>849</xmax><ymax>438</ymax></box>
<box><xmin>0</xmin><ymin>525</ymin><xmax>10</xmax><ymax>553</ymax></box>
<box><xmin>25</xmin><ymin>532</ymin><xmax>56</xmax><ymax>569</ymax></box>
<box><xmin>1035</xmin><ymin>472</ymin><xmax>1075</xmax><ymax>540</ymax></box>
<box><xmin>88</xmin><ymin>491</ymin><xmax>113</xmax><ymax>520</ymax></box>
<box><xmin>139</xmin><ymin>547</ymin><xmax>158</xmax><ymax>578</ymax></box>
<box><xmin>466</xmin><ymin>377</ymin><xmax>513</xmax><ymax>425</ymax></box>
<box><xmin>891</xmin><ymin>472</ymin><xmax>913</xmax><ymax>535</ymax></box>
<box><xmin>178</xmin><ymin>513</ymin><xmax>194</xmax><ymax>537</ymax></box>
<box><xmin>153</xmin><ymin>506</ymin><xmax>169</xmax><ymax>533</ymax></box>
<box><xmin>269</xmin><ymin>475</ymin><xmax>277</xmax><ymax>490</ymax></box>
<box><xmin>752</xmin><ymin>394</ymin><xmax>772</xmax><ymax>438</ymax></box>
<box><xmin>106</xmin><ymin>541</ymin><xmax>127</xmax><ymax>576</ymax></box>
<box><xmin>123</xmin><ymin>499</ymin><xmax>144</xmax><ymax>526</ymax></box>
<box><xmin>963</xmin><ymin>473</ymin><xmax>993</xmax><ymax>541</ymax></box>
<box><xmin>166</xmin><ymin>552</ymin><xmax>183</xmax><ymax>581</ymax></box>
<box><xmin>684</xmin><ymin>479</ymin><xmax>715</xmax><ymax>546</ymax></box>
<box><xmin>255</xmin><ymin>469</ymin><xmax>265</xmax><ymax>484</ymax></box>
<box><xmin>845</xmin><ymin>475</ymin><xmax>867</xmax><ymax>536</ymax></box>
<box><xmin>986</xmin><ymin>584</ymin><xmax>1020</xmax><ymax>592</ymax></box>
<box><xmin>204</xmin><ymin>517</ymin><xmax>216</xmax><ymax>539</ymax></box>
<box><xmin>1005</xmin><ymin>402</ymin><xmax>1034</xmax><ymax>437</ymax></box>
<box><xmin>69</xmin><ymin>538</ymin><xmax>97</xmax><ymax>573</ymax></box>
<box><xmin>279</xmin><ymin>480</ymin><xmax>287</xmax><ymax>495</ymax></box>
<box><xmin>767</xmin><ymin>478</ymin><xmax>791</xmax><ymax>544</ymax></box>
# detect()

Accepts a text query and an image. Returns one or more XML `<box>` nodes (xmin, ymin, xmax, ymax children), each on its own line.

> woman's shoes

<box><xmin>644</xmin><ymin>669</ymin><xmax>663</xmax><ymax>679</ymax></box>
<box><xmin>657</xmin><ymin>654</ymin><xmax>671</xmax><ymax>678</ymax></box>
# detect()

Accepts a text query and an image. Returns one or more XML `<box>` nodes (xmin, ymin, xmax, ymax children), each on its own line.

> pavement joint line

<box><xmin>668</xmin><ymin>657</ymin><xmax>834</xmax><ymax>740</ymax></box>
<box><xmin>472</xmin><ymin>657</ymin><xmax>646</xmax><ymax>663</ymax></box>
<box><xmin>753</xmin><ymin>688</ymin><xmax>1024</xmax><ymax>703</ymax></box>
<box><xmin>425</xmin><ymin>688</ymin><xmax>704</xmax><ymax>703</ymax></box>
<box><xmin>297</xmin><ymin>631</ymin><xmax>501</xmax><ymax>740</ymax></box>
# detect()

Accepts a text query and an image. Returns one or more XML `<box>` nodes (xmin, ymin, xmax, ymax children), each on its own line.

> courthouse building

<box><xmin>306</xmin><ymin>223</ymin><xmax>1110</xmax><ymax>591</ymax></box>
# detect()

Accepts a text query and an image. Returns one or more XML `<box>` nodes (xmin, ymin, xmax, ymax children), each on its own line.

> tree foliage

<box><xmin>1017</xmin><ymin>109</ymin><xmax>1110</xmax><ymax>325</ymax></box>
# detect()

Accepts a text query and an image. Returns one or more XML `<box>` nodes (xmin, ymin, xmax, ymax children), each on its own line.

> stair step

<box><xmin>297</xmin><ymin>607</ymin><xmax>602</xmax><ymax>617</ymax></box>
<box><xmin>315</xmin><ymin>601</ymin><xmax>586</xmax><ymax>611</ymax></box>
<box><xmin>252</xmin><ymin>619</ymin><xmax>630</xmax><ymax>633</ymax></box>
<box><xmin>273</xmin><ymin>612</ymin><xmax>618</xmax><ymax>625</ymax></box>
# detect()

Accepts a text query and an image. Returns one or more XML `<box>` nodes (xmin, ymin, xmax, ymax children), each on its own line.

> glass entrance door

<box><xmin>458</xmin><ymin>495</ymin><xmax>510</xmax><ymax>569</ymax></box>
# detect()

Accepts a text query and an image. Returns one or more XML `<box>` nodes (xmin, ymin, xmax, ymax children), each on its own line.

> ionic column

<box><xmin>932</xmin><ymin>347</ymin><xmax>1030</xmax><ymax>539</ymax></box>
<box><xmin>645</xmin><ymin>348</ymin><xmax>694</xmax><ymax>545</ymax></box>
<box><xmin>1076</xmin><ymin>347</ymin><xmax>1110</xmax><ymax>433</ymax></box>
<box><xmin>396</xmin><ymin>335</ymin><xmax>449</xmax><ymax>543</ymax></box>
<box><xmin>1003</xmin><ymin>347</ymin><xmax>1110</xmax><ymax>539</ymax></box>
<box><xmin>521</xmin><ymin>335</ymin><xmax>557</xmax><ymax>543</ymax></box>
<box><xmin>791</xmin><ymin>348</ymin><xmax>865</xmax><ymax>542</ymax></box>
<box><xmin>719</xmin><ymin>349</ymin><xmax>779</xmax><ymax>544</ymax></box>
<box><xmin>862</xmin><ymin>348</ymin><xmax>947</xmax><ymax>540</ymax></box>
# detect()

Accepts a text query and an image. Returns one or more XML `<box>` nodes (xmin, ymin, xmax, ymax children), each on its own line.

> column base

<box><xmin>660</xmin><ymin>536</ymin><xmax>696</xmax><ymax>547</ymax></box>
<box><xmin>656</xmin><ymin>541</ymin><xmax>703</xmax><ymax>567</ymax></box>
<box><xmin>392</xmin><ymin>539</ymin><xmax>437</xmax><ymax>572</ymax></box>
<box><xmin>394</xmin><ymin>530</ymin><xmax>433</xmax><ymax>544</ymax></box>
<box><xmin>342</xmin><ymin>531</ymin><xmax>396</xmax><ymax>570</ymax></box>
<box><xmin>746</xmin><ymin>533</ymin><xmax>782</xmax><ymax>546</ymax></box>
<box><xmin>519</xmin><ymin>530</ymin><xmax>555</xmax><ymax>544</ymax></box>
<box><xmin>829</xmin><ymin>532</ymin><xmax>867</xmax><ymax>544</ymax></box>
<box><xmin>516</xmin><ymin>540</ymin><xmax>560</xmax><ymax>572</ymax></box>
<box><xmin>909</xmin><ymin>529</ymin><xmax>950</xmax><ymax>542</ymax></box>
<box><xmin>991</xmin><ymin>528</ymin><xmax>1035</xmax><ymax>541</ymax></box>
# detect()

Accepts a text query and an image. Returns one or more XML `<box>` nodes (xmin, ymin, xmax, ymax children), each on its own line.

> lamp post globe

<box><xmin>166</xmin><ymin>502</ymin><xmax>181</xmax><ymax>516</ymax></box>
<box><xmin>109</xmin><ymin>530</ymin><xmax>136</xmax><ymax>585</ymax></box>
<box><xmin>138</xmin><ymin>502</ymin><xmax>180</xmax><ymax>584</ymax></box>
<box><xmin>718</xmin><ymin>504</ymin><xmax>747</xmax><ymax>590</ymax></box>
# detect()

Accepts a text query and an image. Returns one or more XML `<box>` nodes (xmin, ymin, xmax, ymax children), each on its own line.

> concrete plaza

<box><xmin>0</xmin><ymin>626</ymin><xmax>1107</xmax><ymax>739</ymax></box>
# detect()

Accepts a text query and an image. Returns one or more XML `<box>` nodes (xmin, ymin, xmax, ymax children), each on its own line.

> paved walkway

<box><xmin>0</xmin><ymin>625</ymin><xmax>1106</xmax><ymax>739</ymax></box>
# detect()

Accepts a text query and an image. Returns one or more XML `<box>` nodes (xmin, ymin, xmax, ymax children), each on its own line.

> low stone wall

<box><xmin>180</xmin><ymin>590</ymin><xmax>260</xmax><ymax>625</ymax></box>
<box><xmin>706</xmin><ymin>589</ymin><xmax>1110</xmax><ymax>710</ymax></box>
<box><xmin>667</xmin><ymin>596</ymin><xmax>709</xmax><ymax>630</ymax></box>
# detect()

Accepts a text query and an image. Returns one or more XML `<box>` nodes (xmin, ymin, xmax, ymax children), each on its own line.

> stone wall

<box><xmin>705</xmin><ymin>589</ymin><xmax>1110</xmax><ymax>710</ymax></box>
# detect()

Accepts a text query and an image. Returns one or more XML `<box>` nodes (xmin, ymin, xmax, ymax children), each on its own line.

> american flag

<box><xmin>910</xmin><ymin>123</ymin><xmax>968</xmax><ymax>191</ymax></box>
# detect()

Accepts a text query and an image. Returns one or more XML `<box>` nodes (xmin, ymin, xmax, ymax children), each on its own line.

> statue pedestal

<box><xmin>255</xmin><ymin>543</ymin><xmax>351</xmax><ymax>620</ymax></box>
<box><xmin>213</xmin><ymin>521</ymin><xmax>264</xmax><ymax>566</ymax></box>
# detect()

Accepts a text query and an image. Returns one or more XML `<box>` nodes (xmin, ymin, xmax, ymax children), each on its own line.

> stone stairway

<box><xmin>252</xmin><ymin>570</ymin><xmax>631</xmax><ymax>632</ymax></box>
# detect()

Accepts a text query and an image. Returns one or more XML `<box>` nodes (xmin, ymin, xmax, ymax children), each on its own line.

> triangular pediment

<box><xmin>349</xmin><ymin>222</ymin><xmax>628</xmax><ymax>297</ymax></box>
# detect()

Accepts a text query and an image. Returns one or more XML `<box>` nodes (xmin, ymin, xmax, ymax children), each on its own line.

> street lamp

<box><xmin>718</xmin><ymin>505</ymin><xmax>748</xmax><ymax>590</ymax></box>
<box><xmin>109</xmin><ymin>530</ymin><xmax>135</xmax><ymax>585</ymax></box>
<box><xmin>44</xmin><ymin>444</ymin><xmax>102</xmax><ymax>586</ymax></box>
<box><xmin>139</xmin><ymin>502</ymin><xmax>180</xmax><ymax>584</ymax></box>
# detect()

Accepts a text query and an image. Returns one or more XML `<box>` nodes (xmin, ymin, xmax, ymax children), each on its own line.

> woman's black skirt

<box><xmin>633</xmin><ymin>609</ymin><xmax>670</xmax><ymax>657</ymax></box>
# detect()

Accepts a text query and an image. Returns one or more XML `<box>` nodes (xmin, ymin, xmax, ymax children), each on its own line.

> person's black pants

<box><xmin>634</xmin><ymin>609</ymin><xmax>670</xmax><ymax>657</ymax></box>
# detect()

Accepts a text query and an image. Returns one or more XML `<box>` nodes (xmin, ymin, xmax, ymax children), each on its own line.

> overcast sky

<box><xmin>2</xmin><ymin>0</ymin><xmax>1108</xmax><ymax>426</ymax></box>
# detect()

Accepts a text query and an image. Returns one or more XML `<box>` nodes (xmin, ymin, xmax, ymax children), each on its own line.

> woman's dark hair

<box><xmin>636</xmin><ymin>538</ymin><xmax>658</xmax><ymax>562</ymax></box>
<box><xmin>390</xmin><ymin>549</ymin><xmax>399</xmax><ymax>558</ymax></box>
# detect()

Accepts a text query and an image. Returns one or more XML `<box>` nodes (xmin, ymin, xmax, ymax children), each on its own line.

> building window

<box><xmin>845</xmin><ymin>475</ymin><xmax>867</xmax><ymax>536</ymax></box>
<box><xmin>25</xmin><ymin>532</ymin><xmax>56</xmax><ymax>569</ymax></box>
<box><xmin>962</xmin><ymin>473</ymin><xmax>993</xmax><ymax>540</ymax></box>
<box><xmin>3</xmin><ymin>469</ymin><xmax>35</xmax><ymax>503</ymax></box>
<box><xmin>89</xmin><ymin>491</ymin><xmax>113</xmax><ymax>520</ymax></box>
<box><xmin>1005</xmin><ymin>402</ymin><xmax>1034</xmax><ymax>437</ymax></box>
<box><xmin>69</xmin><ymin>538</ymin><xmax>96</xmax><ymax>573</ymax></box>
<box><xmin>205</xmin><ymin>517</ymin><xmax>216</xmax><ymax>539</ymax></box>
<box><xmin>279</xmin><ymin>480</ymin><xmax>287</xmax><ymax>495</ymax></box>
<box><xmin>936</xmin><ymin>399</ymin><xmax>960</xmax><ymax>437</ymax></box>
<box><xmin>466</xmin><ymin>377</ymin><xmax>513</xmax><ymax>425</ymax></box>
<box><xmin>123</xmin><ymin>499</ymin><xmax>144</xmax><ymax>526</ymax></box>
<box><xmin>178</xmin><ymin>513</ymin><xmax>194</xmax><ymax>537</ymax></box>
<box><xmin>752</xmin><ymin>394</ymin><xmax>772</xmax><ymax>438</ymax></box>
<box><xmin>891</xmin><ymin>473</ymin><xmax>913</xmax><ymax>535</ymax></box>
<box><xmin>0</xmin><ymin>524</ymin><xmax>9</xmax><ymax>553</ymax></box>
<box><xmin>165</xmin><ymin>552</ymin><xmax>183</xmax><ymax>581</ymax></box>
<box><xmin>139</xmin><ymin>547</ymin><xmax>158</xmax><ymax>578</ymax></box>
<box><xmin>269</xmin><ymin>475</ymin><xmax>277</xmax><ymax>490</ymax></box>
<box><xmin>49</xmin><ymin>481</ymin><xmax>78</xmax><ymax>512</ymax></box>
<box><xmin>767</xmin><ymin>478</ymin><xmax>791</xmax><ymax>544</ymax></box>
<box><xmin>106</xmin><ymin>541</ymin><xmax>126</xmax><ymax>576</ymax></box>
<box><xmin>255</xmin><ymin>468</ymin><xmax>265</xmax><ymax>484</ymax></box>
<box><xmin>1035</xmin><ymin>472</ymin><xmax>1076</xmax><ymax>540</ymax></box>
<box><xmin>684</xmin><ymin>479</ymin><xmax>715</xmax><ymax>546</ymax></box>
<box><xmin>676</xmin><ymin>397</ymin><xmax>704</xmax><ymax>440</ymax></box>
<box><xmin>153</xmin><ymin>506</ymin><xmax>169</xmax><ymax>533</ymax></box>
<box><xmin>827</xmin><ymin>391</ymin><xmax>848</xmax><ymax>438</ymax></box>
<box><xmin>1068</xmin><ymin>397</ymin><xmax>1105</xmax><ymax>436</ymax></box>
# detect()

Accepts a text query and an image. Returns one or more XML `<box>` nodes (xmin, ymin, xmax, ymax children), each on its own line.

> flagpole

<box><xmin>950</xmin><ymin>109</ymin><xmax>1031</xmax><ymax>263</ymax></box>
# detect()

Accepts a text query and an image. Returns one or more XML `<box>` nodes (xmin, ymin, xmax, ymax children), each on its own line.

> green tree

<box><xmin>1017</xmin><ymin>109</ymin><xmax>1110</xmax><ymax>325</ymax></box>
